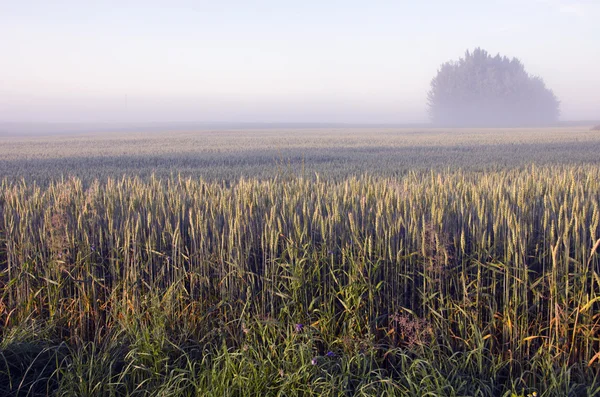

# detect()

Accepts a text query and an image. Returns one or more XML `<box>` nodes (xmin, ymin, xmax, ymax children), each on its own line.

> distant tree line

<box><xmin>427</xmin><ymin>48</ymin><xmax>560</xmax><ymax>127</ymax></box>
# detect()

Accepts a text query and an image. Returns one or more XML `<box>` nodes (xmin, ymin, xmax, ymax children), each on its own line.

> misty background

<box><xmin>1</xmin><ymin>0</ymin><xmax>599</xmax><ymax>126</ymax></box>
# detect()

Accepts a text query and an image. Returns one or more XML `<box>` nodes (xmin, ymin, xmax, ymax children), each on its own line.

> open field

<box><xmin>1</xmin><ymin>127</ymin><xmax>600</xmax><ymax>396</ymax></box>
<box><xmin>1</xmin><ymin>126</ymin><xmax>600</xmax><ymax>183</ymax></box>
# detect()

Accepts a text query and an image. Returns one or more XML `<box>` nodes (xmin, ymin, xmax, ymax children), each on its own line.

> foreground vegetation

<box><xmin>1</xmin><ymin>161</ymin><xmax>599</xmax><ymax>395</ymax></box>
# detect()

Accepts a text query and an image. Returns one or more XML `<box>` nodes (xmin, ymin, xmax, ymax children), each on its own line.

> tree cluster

<box><xmin>427</xmin><ymin>48</ymin><xmax>560</xmax><ymax>126</ymax></box>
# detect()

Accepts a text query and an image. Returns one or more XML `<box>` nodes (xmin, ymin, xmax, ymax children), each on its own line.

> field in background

<box><xmin>1</xmin><ymin>126</ymin><xmax>600</xmax><ymax>183</ymax></box>
<box><xmin>1</xmin><ymin>127</ymin><xmax>600</xmax><ymax>396</ymax></box>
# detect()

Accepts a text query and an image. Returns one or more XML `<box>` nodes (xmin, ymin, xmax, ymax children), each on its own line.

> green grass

<box><xmin>1</xmin><ymin>128</ymin><xmax>600</xmax><ymax>396</ymax></box>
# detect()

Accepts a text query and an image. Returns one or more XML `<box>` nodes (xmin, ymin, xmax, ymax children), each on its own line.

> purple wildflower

<box><xmin>326</xmin><ymin>351</ymin><xmax>335</xmax><ymax>358</ymax></box>
<box><xmin>295</xmin><ymin>323</ymin><xmax>304</xmax><ymax>333</ymax></box>
<box><xmin>311</xmin><ymin>357</ymin><xmax>318</xmax><ymax>366</ymax></box>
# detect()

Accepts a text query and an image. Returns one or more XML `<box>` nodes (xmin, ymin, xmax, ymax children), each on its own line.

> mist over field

<box><xmin>1</xmin><ymin>1</ymin><xmax>599</xmax><ymax>126</ymax></box>
<box><xmin>2</xmin><ymin>2</ymin><xmax>600</xmax><ymax>397</ymax></box>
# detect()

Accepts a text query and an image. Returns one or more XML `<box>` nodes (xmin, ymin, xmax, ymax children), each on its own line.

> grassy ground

<box><xmin>1</xmin><ymin>127</ymin><xmax>600</xmax><ymax>396</ymax></box>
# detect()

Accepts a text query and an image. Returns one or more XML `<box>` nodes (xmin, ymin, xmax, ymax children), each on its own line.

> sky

<box><xmin>1</xmin><ymin>0</ymin><xmax>599</xmax><ymax>124</ymax></box>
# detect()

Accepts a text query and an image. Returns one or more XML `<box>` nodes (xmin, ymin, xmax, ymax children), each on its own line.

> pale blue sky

<box><xmin>1</xmin><ymin>0</ymin><xmax>598</xmax><ymax>123</ymax></box>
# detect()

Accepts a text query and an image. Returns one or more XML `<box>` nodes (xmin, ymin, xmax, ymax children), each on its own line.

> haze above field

<box><xmin>1</xmin><ymin>0</ymin><xmax>599</xmax><ymax>125</ymax></box>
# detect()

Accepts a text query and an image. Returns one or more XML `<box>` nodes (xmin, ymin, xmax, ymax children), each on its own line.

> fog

<box><xmin>426</xmin><ymin>48</ymin><xmax>563</xmax><ymax>127</ymax></box>
<box><xmin>1</xmin><ymin>1</ymin><xmax>599</xmax><ymax>127</ymax></box>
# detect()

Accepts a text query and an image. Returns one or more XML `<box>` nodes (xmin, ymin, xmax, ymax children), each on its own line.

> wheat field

<box><xmin>1</xmin><ymin>127</ymin><xmax>600</xmax><ymax>396</ymax></box>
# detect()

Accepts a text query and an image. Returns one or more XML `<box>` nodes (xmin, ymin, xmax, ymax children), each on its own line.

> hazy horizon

<box><xmin>2</xmin><ymin>0</ymin><xmax>599</xmax><ymax>124</ymax></box>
